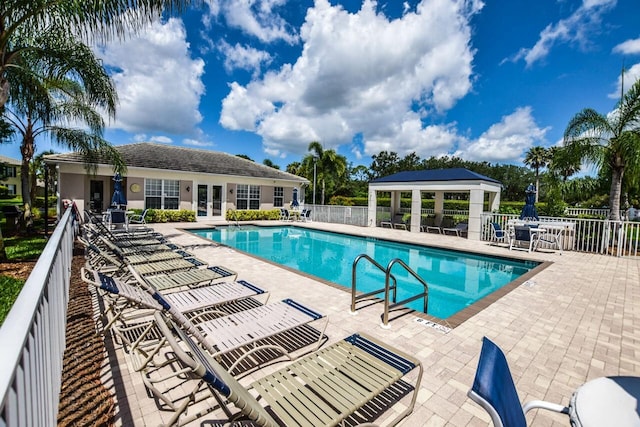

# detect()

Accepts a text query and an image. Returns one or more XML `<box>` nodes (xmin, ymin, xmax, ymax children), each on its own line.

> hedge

<box><xmin>127</xmin><ymin>208</ymin><xmax>196</xmax><ymax>223</ymax></box>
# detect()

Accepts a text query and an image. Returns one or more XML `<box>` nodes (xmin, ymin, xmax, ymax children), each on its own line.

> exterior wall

<box><xmin>51</xmin><ymin>161</ymin><xmax>306</xmax><ymax>220</ymax></box>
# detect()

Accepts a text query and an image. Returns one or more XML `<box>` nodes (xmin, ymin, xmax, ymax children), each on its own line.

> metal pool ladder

<box><xmin>351</xmin><ymin>255</ymin><xmax>430</xmax><ymax>328</ymax></box>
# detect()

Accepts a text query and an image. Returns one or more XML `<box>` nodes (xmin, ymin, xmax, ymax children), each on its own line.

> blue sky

<box><xmin>4</xmin><ymin>0</ymin><xmax>640</xmax><ymax>171</ymax></box>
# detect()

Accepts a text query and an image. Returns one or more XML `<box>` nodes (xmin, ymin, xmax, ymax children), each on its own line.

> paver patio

<box><xmin>97</xmin><ymin>221</ymin><xmax>640</xmax><ymax>426</ymax></box>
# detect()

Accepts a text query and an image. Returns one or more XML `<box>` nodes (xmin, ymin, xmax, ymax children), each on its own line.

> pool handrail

<box><xmin>382</xmin><ymin>258</ymin><xmax>429</xmax><ymax>327</ymax></box>
<box><xmin>351</xmin><ymin>254</ymin><xmax>398</xmax><ymax>313</ymax></box>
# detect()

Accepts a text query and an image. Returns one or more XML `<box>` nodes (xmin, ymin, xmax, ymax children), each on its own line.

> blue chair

<box><xmin>490</xmin><ymin>222</ymin><xmax>512</xmax><ymax>246</ymax></box>
<box><xmin>468</xmin><ymin>337</ymin><xmax>568</xmax><ymax>427</ymax></box>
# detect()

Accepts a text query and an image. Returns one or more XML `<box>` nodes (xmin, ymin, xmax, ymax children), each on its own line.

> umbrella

<box><xmin>519</xmin><ymin>183</ymin><xmax>539</xmax><ymax>221</ymax></box>
<box><xmin>111</xmin><ymin>173</ymin><xmax>127</xmax><ymax>208</ymax></box>
<box><xmin>291</xmin><ymin>188</ymin><xmax>299</xmax><ymax>209</ymax></box>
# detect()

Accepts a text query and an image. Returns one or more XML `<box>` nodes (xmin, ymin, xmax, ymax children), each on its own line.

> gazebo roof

<box><xmin>370</xmin><ymin>168</ymin><xmax>501</xmax><ymax>184</ymax></box>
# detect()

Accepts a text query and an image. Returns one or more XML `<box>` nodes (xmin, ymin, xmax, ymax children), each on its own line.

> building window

<box><xmin>274</xmin><ymin>187</ymin><xmax>284</xmax><ymax>207</ymax></box>
<box><xmin>145</xmin><ymin>179</ymin><xmax>180</xmax><ymax>209</ymax></box>
<box><xmin>1</xmin><ymin>165</ymin><xmax>16</xmax><ymax>177</ymax></box>
<box><xmin>7</xmin><ymin>184</ymin><xmax>16</xmax><ymax>195</ymax></box>
<box><xmin>236</xmin><ymin>184</ymin><xmax>261</xmax><ymax>210</ymax></box>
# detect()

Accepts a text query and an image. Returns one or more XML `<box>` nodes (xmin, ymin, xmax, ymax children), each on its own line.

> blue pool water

<box><xmin>190</xmin><ymin>226</ymin><xmax>538</xmax><ymax>319</ymax></box>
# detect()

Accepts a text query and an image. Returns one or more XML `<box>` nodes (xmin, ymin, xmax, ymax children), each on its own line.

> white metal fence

<box><xmin>308</xmin><ymin>204</ymin><xmax>639</xmax><ymax>256</ymax></box>
<box><xmin>0</xmin><ymin>208</ymin><xmax>75</xmax><ymax>426</ymax></box>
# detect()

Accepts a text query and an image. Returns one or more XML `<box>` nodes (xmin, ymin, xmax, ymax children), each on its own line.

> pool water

<box><xmin>190</xmin><ymin>226</ymin><xmax>538</xmax><ymax>319</ymax></box>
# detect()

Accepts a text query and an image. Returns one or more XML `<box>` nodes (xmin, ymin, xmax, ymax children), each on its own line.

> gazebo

<box><xmin>367</xmin><ymin>168</ymin><xmax>502</xmax><ymax>241</ymax></box>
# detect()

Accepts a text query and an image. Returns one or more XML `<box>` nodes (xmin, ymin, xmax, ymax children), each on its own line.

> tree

<box><xmin>262</xmin><ymin>159</ymin><xmax>280</xmax><ymax>169</ymax></box>
<box><xmin>285</xmin><ymin>161</ymin><xmax>302</xmax><ymax>176</ymax></box>
<box><xmin>4</xmin><ymin>34</ymin><xmax>124</xmax><ymax>228</ymax></box>
<box><xmin>369</xmin><ymin>151</ymin><xmax>400</xmax><ymax>179</ymax></box>
<box><xmin>523</xmin><ymin>146</ymin><xmax>549</xmax><ymax>203</ymax></box>
<box><xmin>0</xmin><ymin>0</ymin><xmax>196</xmax><ymax>109</ymax></box>
<box><xmin>236</xmin><ymin>154</ymin><xmax>254</xmax><ymax>161</ymax></box>
<box><xmin>564</xmin><ymin>78</ymin><xmax>640</xmax><ymax>221</ymax></box>
<box><xmin>302</xmin><ymin>141</ymin><xmax>347</xmax><ymax>205</ymax></box>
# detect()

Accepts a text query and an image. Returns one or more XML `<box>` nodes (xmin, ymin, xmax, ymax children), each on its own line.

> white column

<box><xmin>468</xmin><ymin>189</ymin><xmax>484</xmax><ymax>240</ymax></box>
<box><xmin>410</xmin><ymin>189</ymin><xmax>421</xmax><ymax>233</ymax></box>
<box><xmin>434</xmin><ymin>191</ymin><xmax>444</xmax><ymax>223</ymax></box>
<box><xmin>368</xmin><ymin>187</ymin><xmax>377</xmax><ymax>227</ymax></box>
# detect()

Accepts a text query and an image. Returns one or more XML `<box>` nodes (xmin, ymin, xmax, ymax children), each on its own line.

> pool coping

<box><xmin>181</xmin><ymin>223</ymin><xmax>552</xmax><ymax>330</ymax></box>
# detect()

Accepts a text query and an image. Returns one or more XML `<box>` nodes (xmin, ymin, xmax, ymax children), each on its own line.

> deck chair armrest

<box><xmin>523</xmin><ymin>400</ymin><xmax>569</xmax><ymax>415</ymax></box>
<box><xmin>282</xmin><ymin>298</ymin><xmax>324</xmax><ymax>320</ymax></box>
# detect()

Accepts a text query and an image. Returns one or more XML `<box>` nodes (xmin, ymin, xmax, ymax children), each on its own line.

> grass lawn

<box><xmin>1</xmin><ymin>196</ymin><xmax>48</xmax><ymax>324</ymax></box>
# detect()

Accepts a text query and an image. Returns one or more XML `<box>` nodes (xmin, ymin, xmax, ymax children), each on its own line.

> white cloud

<box><xmin>454</xmin><ymin>107</ymin><xmax>549</xmax><ymax>162</ymax></box>
<box><xmin>510</xmin><ymin>0</ymin><xmax>616</xmax><ymax>67</ymax></box>
<box><xmin>613</xmin><ymin>37</ymin><xmax>640</xmax><ymax>55</ymax></box>
<box><xmin>183</xmin><ymin>138</ymin><xmax>213</xmax><ymax>147</ymax></box>
<box><xmin>220</xmin><ymin>0</ymin><xmax>482</xmax><ymax>160</ymax></box>
<box><xmin>203</xmin><ymin>0</ymin><xmax>298</xmax><ymax>44</ymax></box>
<box><xmin>218</xmin><ymin>40</ymin><xmax>272</xmax><ymax>77</ymax></box>
<box><xmin>132</xmin><ymin>134</ymin><xmax>173</xmax><ymax>144</ymax></box>
<box><xmin>98</xmin><ymin>19</ymin><xmax>206</xmax><ymax>136</ymax></box>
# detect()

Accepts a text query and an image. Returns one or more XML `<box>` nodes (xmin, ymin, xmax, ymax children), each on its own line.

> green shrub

<box><xmin>226</xmin><ymin>209</ymin><xmax>281</xmax><ymax>221</ymax></box>
<box><xmin>143</xmin><ymin>209</ymin><xmax>196</xmax><ymax>223</ymax></box>
<box><xmin>328</xmin><ymin>195</ymin><xmax>354</xmax><ymax>206</ymax></box>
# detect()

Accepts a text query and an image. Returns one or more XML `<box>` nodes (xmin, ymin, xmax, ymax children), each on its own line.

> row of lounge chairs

<box><xmin>79</xmin><ymin>209</ymin><xmax>423</xmax><ymax>426</ymax></box>
<box><xmin>381</xmin><ymin>213</ymin><xmax>469</xmax><ymax>237</ymax></box>
<box><xmin>279</xmin><ymin>207</ymin><xmax>312</xmax><ymax>222</ymax></box>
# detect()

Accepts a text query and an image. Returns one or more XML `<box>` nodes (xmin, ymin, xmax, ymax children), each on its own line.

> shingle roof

<box><xmin>45</xmin><ymin>142</ymin><xmax>307</xmax><ymax>183</ymax></box>
<box><xmin>370</xmin><ymin>168</ymin><xmax>501</xmax><ymax>184</ymax></box>
<box><xmin>0</xmin><ymin>155</ymin><xmax>21</xmax><ymax>165</ymax></box>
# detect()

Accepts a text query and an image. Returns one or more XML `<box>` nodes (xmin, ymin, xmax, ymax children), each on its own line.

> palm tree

<box><xmin>523</xmin><ymin>146</ymin><xmax>549</xmax><ymax>203</ymax></box>
<box><xmin>4</xmin><ymin>34</ymin><xmax>124</xmax><ymax>228</ymax></box>
<box><xmin>0</xmin><ymin>0</ymin><xmax>196</xmax><ymax>109</ymax></box>
<box><xmin>563</xmin><ymin>78</ymin><xmax>640</xmax><ymax>221</ymax></box>
<box><xmin>302</xmin><ymin>141</ymin><xmax>348</xmax><ymax>205</ymax></box>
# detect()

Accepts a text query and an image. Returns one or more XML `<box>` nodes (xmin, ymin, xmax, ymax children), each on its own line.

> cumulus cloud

<box><xmin>97</xmin><ymin>19</ymin><xmax>206</xmax><ymax>137</ymax></box>
<box><xmin>203</xmin><ymin>0</ymin><xmax>298</xmax><ymax>44</ymax></box>
<box><xmin>453</xmin><ymin>107</ymin><xmax>550</xmax><ymax>162</ymax></box>
<box><xmin>613</xmin><ymin>36</ymin><xmax>640</xmax><ymax>55</ymax></box>
<box><xmin>133</xmin><ymin>134</ymin><xmax>173</xmax><ymax>144</ymax></box>
<box><xmin>509</xmin><ymin>0</ymin><xmax>616</xmax><ymax>67</ymax></box>
<box><xmin>218</xmin><ymin>40</ymin><xmax>272</xmax><ymax>77</ymax></box>
<box><xmin>220</xmin><ymin>0</ymin><xmax>483</xmax><ymax>160</ymax></box>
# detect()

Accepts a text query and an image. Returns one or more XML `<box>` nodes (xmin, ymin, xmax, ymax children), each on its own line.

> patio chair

<box><xmin>300</xmin><ymin>208</ymin><xmax>312</xmax><ymax>222</ymax></box>
<box><xmin>127</xmin><ymin>264</ymin><xmax>237</xmax><ymax>293</ymax></box>
<box><xmin>490</xmin><ymin>222</ymin><xmax>512</xmax><ymax>247</ymax></box>
<box><xmin>468</xmin><ymin>336</ymin><xmax>640</xmax><ymax>427</ymax></box>
<box><xmin>155</xmin><ymin>312</ymin><xmax>423</xmax><ymax>427</ymax></box>
<box><xmin>442</xmin><ymin>222</ymin><xmax>468</xmax><ymax>237</ymax></box>
<box><xmin>127</xmin><ymin>208</ymin><xmax>149</xmax><ymax>230</ymax></box>
<box><xmin>423</xmin><ymin>216</ymin><xmax>443</xmax><ymax>233</ymax></box>
<box><xmin>279</xmin><ymin>208</ymin><xmax>292</xmax><ymax>221</ymax></box>
<box><xmin>392</xmin><ymin>213</ymin><xmax>409</xmax><ymax>230</ymax></box>
<box><xmin>81</xmin><ymin>267</ymin><xmax>268</xmax><ymax>369</ymax></box>
<box><xmin>468</xmin><ymin>337</ymin><xmax>569</xmax><ymax>427</ymax></box>
<box><xmin>510</xmin><ymin>225</ymin><xmax>540</xmax><ymax>253</ymax></box>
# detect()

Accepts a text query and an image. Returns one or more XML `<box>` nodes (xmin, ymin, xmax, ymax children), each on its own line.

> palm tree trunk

<box><xmin>20</xmin><ymin>136</ymin><xmax>35</xmax><ymax>229</ymax></box>
<box><xmin>0</xmin><ymin>79</ymin><xmax>8</xmax><ymax>109</ymax></box>
<box><xmin>609</xmin><ymin>167</ymin><xmax>624</xmax><ymax>221</ymax></box>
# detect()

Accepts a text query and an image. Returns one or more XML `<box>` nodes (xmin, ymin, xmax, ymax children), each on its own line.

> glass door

<box><xmin>212</xmin><ymin>185</ymin><xmax>222</xmax><ymax>216</ymax></box>
<box><xmin>197</xmin><ymin>185</ymin><xmax>208</xmax><ymax>217</ymax></box>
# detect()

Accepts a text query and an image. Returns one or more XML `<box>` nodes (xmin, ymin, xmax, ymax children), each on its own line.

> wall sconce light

<box><xmin>186</xmin><ymin>186</ymin><xmax>190</xmax><ymax>192</ymax></box>
<box><xmin>229</xmin><ymin>188</ymin><xmax>234</xmax><ymax>194</ymax></box>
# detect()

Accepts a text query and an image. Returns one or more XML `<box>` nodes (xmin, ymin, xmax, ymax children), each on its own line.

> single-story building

<box><xmin>45</xmin><ymin>142</ymin><xmax>309</xmax><ymax>220</ymax></box>
<box><xmin>0</xmin><ymin>155</ymin><xmax>22</xmax><ymax>197</ymax></box>
<box><xmin>367</xmin><ymin>168</ymin><xmax>502</xmax><ymax>240</ymax></box>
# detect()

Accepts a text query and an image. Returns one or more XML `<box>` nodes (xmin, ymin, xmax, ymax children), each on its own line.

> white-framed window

<box><xmin>274</xmin><ymin>186</ymin><xmax>284</xmax><ymax>207</ymax></box>
<box><xmin>145</xmin><ymin>179</ymin><xmax>180</xmax><ymax>209</ymax></box>
<box><xmin>236</xmin><ymin>184</ymin><xmax>261</xmax><ymax>210</ymax></box>
<box><xmin>1</xmin><ymin>165</ymin><xmax>16</xmax><ymax>178</ymax></box>
<box><xmin>7</xmin><ymin>184</ymin><xmax>16</xmax><ymax>195</ymax></box>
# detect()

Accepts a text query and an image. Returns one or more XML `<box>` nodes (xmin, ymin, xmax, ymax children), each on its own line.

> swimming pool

<box><xmin>190</xmin><ymin>225</ymin><xmax>539</xmax><ymax>320</ymax></box>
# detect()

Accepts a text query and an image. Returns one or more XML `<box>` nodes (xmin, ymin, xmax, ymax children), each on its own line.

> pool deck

<box><xmin>100</xmin><ymin>221</ymin><xmax>640</xmax><ymax>426</ymax></box>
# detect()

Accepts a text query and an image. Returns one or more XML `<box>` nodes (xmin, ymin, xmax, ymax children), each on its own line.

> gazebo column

<box><xmin>488</xmin><ymin>191</ymin><xmax>500</xmax><ymax>212</ymax></box>
<box><xmin>468</xmin><ymin>189</ymin><xmax>484</xmax><ymax>241</ymax></box>
<box><xmin>434</xmin><ymin>191</ymin><xmax>444</xmax><ymax>223</ymax></box>
<box><xmin>410</xmin><ymin>189</ymin><xmax>421</xmax><ymax>233</ymax></box>
<box><xmin>392</xmin><ymin>191</ymin><xmax>401</xmax><ymax>215</ymax></box>
<box><xmin>368</xmin><ymin>188</ymin><xmax>377</xmax><ymax>227</ymax></box>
